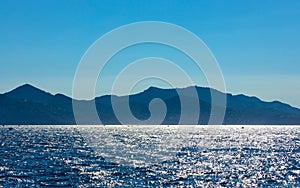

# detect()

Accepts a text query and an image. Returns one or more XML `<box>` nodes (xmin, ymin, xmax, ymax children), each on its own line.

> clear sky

<box><xmin>0</xmin><ymin>0</ymin><xmax>299</xmax><ymax>108</ymax></box>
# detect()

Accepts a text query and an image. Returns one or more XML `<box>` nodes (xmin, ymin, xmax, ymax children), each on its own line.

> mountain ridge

<box><xmin>0</xmin><ymin>84</ymin><xmax>300</xmax><ymax>125</ymax></box>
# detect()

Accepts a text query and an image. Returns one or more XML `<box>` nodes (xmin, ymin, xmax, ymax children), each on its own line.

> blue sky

<box><xmin>0</xmin><ymin>0</ymin><xmax>299</xmax><ymax>108</ymax></box>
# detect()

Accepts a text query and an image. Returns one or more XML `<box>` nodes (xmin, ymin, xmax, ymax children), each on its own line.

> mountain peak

<box><xmin>15</xmin><ymin>83</ymin><xmax>41</xmax><ymax>91</ymax></box>
<box><xmin>4</xmin><ymin>84</ymin><xmax>54</xmax><ymax>104</ymax></box>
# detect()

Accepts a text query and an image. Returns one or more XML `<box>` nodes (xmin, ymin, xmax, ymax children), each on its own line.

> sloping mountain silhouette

<box><xmin>0</xmin><ymin>84</ymin><xmax>300</xmax><ymax>125</ymax></box>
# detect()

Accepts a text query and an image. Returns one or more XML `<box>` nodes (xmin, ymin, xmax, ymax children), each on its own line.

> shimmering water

<box><xmin>0</xmin><ymin>126</ymin><xmax>299</xmax><ymax>187</ymax></box>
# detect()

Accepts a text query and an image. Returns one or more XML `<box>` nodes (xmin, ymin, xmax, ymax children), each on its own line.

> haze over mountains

<box><xmin>0</xmin><ymin>84</ymin><xmax>300</xmax><ymax>125</ymax></box>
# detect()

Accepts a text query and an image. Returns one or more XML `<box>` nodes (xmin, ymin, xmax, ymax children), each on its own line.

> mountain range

<box><xmin>0</xmin><ymin>84</ymin><xmax>300</xmax><ymax>125</ymax></box>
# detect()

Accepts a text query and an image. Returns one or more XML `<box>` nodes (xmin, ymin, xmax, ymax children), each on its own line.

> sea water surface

<box><xmin>0</xmin><ymin>125</ymin><xmax>299</xmax><ymax>187</ymax></box>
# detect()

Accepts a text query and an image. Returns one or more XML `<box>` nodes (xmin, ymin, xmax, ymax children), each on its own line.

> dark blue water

<box><xmin>0</xmin><ymin>126</ymin><xmax>299</xmax><ymax>187</ymax></box>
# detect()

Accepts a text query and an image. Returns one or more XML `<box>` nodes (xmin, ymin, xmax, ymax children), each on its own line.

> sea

<box><xmin>0</xmin><ymin>125</ymin><xmax>299</xmax><ymax>187</ymax></box>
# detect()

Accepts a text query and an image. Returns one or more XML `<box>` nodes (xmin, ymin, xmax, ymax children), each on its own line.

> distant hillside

<box><xmin>0</xmin><ymin>84</ymin><xmax>300</xmax><ymax>125</ymax></box>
